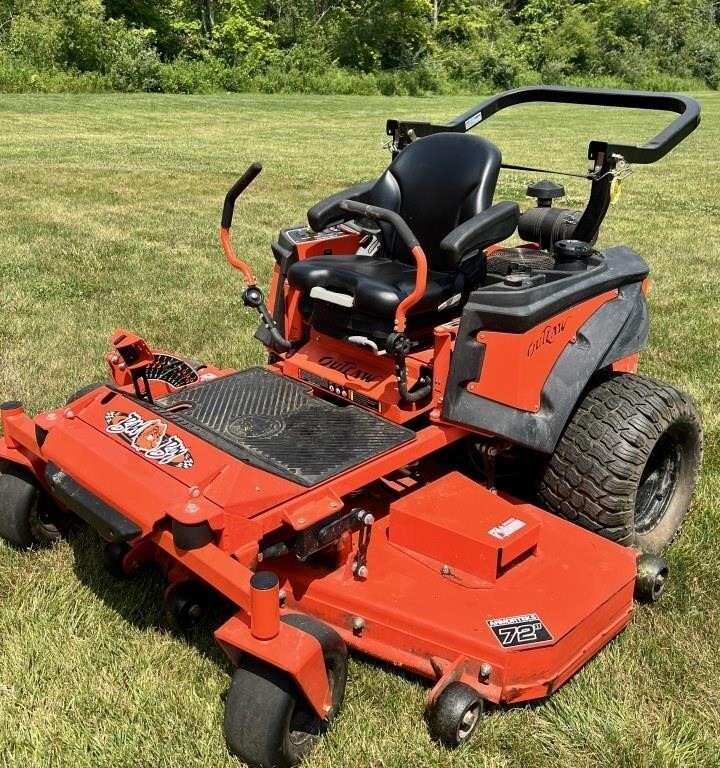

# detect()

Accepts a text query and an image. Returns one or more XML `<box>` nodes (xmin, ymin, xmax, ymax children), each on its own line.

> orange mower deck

<box><xmin>0</xmin><ymin>375</ymin><xmax>636</xmax><ymax>716</ymax></box>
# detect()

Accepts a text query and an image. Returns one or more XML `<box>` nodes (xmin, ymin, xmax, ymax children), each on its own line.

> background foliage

<box><xmin>0</xmin><ymin>1</ymin><xmax>718</xmax><ymax>95</ymax></box>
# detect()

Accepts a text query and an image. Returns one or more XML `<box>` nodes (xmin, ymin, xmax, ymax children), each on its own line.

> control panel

<box><xmin>283</xmin><ymin>225</ymin><xmax>349</xmax><ymax>244</ymax></box>
<box><xmin>299</xmin><ymin>369</ymin><xmax>381</xmax><ymax>412</ymax></box>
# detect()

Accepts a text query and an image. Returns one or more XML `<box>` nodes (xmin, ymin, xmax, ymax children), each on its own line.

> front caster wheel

<box><xmin>164</xmin><ymin>580</ymin><xmax>212</xmax><ymax>633</ymax></box>
<box><xmin>103</xmin><ymin>542</ymin><xmax>132</xmax><ymax>578</ymax></box>
<box><xmin>426</xmin><ymin>682</ymin><xmax>484</xmax><ymax>748</ymax></box>
<box><xmin>635</xmin><ymin>553</ymin><xmax>669</xmax><ymax>603</ymax></box>
<box><xmin>0</xmin><ymin>462</ymin><xmax>62</xmax><ymax>549</ymax></box>
<box><xmin>224</xmin><ymin>616</ymin><xmax>347</xmax><ymax>768</ymax></box>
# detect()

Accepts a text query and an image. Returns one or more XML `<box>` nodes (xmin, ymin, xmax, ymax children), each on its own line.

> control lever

<box><xmin>220</xmin><ymin>164</ymin><xmax>292</xmax><ymax>353</ymax></box>
<box><xmin>338</xmin><ymin>200</ymin><xmax>428</xmax><ymax>333</ymax></box>
<box><xmin>338</xmin><ymin>200</ymin><xmax>432</xmax><ymax>404</ymax></box>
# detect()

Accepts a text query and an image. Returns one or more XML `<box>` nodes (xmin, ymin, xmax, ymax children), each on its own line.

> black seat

<box><xmin>288</xmin><ymin>132</ymin><xmax>518</xmax><ymax>337</ymax></box>
<box><xmin>288</xmin><ymin>254</ymin><xmax>468</xmax><ymax>319</ymax></box>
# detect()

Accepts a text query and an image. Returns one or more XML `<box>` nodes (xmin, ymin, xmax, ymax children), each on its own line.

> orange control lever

<box><xmin>220</xmin><ymin>162</ymin><xmax>263</xmax><ymax>286</ymax></box>
<box><xmin>395</xmin><ymin>244</ymin><xmax>428</xmax><ymax>333</ymax></box>
<box><xmin>220</xmin><ymin>227</ymin><xmax>256</xmax><ymax>285</ymax></box>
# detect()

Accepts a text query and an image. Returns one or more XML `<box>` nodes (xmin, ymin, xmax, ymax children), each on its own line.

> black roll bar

<box><xmin>386</xmin><ymin>86</ymin><xmax>700</xmax><ymax>244</ymax></box>
<box><xmin>387</xmin><ymin>86</ymin><xmax>700</xmax><ymax>166</ymax></box>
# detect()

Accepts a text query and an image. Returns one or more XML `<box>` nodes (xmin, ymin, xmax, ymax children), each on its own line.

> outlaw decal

<box><xmin>318</xmin><ymin>356</ymin><xmax>378</xmax><ymax>383</ymax></box>
<box><xmin>527</xmin><ymin>317</ymin><xmax>569</xmax><ymax>358</ymax></box>
<box><xmin>104</xmin><ymin>411</ymin><xmax>194</xmax><ymax>469</ymax></box>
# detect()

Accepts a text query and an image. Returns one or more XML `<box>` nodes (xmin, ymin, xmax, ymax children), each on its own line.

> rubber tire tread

<box><xmin>0</xmin><ymin>461</ymin><xmax>39</xmax><ymax>548</ymax></box>
<box><xmin>65</xmin><ymin>381</ymin><xmax>106</xmax><ymax>406</ymax></box>
<box><xmin>427</xmin><ymin>682</ymin><xmax>483</xmax><ymax>747</ymax></box>
<box><xmin>538</xmin><ymin>373</ymin><xmax>702</xmax><ymax>552</ymax></box>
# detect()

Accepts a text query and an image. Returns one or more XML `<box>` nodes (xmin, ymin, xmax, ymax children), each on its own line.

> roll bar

<box><xmin>387</xmin><ymin>86</ymin><xmax>700</xmax><ymax>245</ymax></box>
<box><xmin>387</xmin><ymin>86</ymin><xmax>701</xmax><ymax>166</ymax></box>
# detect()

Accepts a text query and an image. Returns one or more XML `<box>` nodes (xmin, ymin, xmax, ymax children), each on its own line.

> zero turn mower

<box><xmin>0</xmin><ymin>87</ymin><xmax>703</xmax><ymax>767</ymax></box>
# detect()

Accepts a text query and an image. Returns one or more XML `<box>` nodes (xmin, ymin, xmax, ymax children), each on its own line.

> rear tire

<box><xmin>224</xmin><ymin>615</ymin><xmax>347</xmax><ymax>768</ymax></box>
<box><xmin>538</xmin><ymin>374</ymin><xmax>703</xmax><ymax>553</ymax></box>
<box><xmin>0</xmin><ymin>462</ymin><xmax>62</xmax><ymax>548</ymax></box>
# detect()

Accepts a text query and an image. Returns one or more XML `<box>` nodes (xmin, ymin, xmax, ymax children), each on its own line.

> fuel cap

<box><xmin>554</xmin><ymin>239</ymin><xmax>594</xmax><ymax>261</ymax></box>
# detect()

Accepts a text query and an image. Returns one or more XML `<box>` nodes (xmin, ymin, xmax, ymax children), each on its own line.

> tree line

<box><xmin>0</xmin><ymin>0</ymin><xmax>717</xmax><ymax>94</ymax></box>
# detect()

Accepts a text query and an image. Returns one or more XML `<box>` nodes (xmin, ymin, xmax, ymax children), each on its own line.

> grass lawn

<box><xmin>0</xmin><ymin>92</ymin><xmax>718</xmax><ymax>768</ymax></box>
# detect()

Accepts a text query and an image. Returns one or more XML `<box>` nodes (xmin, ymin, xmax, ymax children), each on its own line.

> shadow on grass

<box><xmin>67</xmin><ymin>526</ymin><xmax>234</xmax><ymax>673</ymax></box>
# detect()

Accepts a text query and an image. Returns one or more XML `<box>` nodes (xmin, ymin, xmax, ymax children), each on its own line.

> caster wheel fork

<box><xmin>224</xmin><ymin>615</ymin><xmax>348</xmax><ymax>768</ymax></box>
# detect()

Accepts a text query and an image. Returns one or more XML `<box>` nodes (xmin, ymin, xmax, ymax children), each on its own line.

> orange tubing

<box><xmin>395</xmin><ymin>244</ymin><xmax>428</xmax><ymax>333</ymax></box>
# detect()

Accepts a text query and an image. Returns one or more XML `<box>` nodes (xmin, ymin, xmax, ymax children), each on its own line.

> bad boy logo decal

<box><xmin>105</xmin><ymin>411</ymin><xmax>194</xmax><ymax>469</ymax></box>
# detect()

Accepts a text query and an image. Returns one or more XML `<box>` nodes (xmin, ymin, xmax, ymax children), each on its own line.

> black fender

<box><xmin>442</xmin><ymin>275</ymin><xmax>649</xmax><ymax>454</ymax></box>
<box><xmin>598</xmin><ymin>283</ymin><xmax>649</xmax><ymax>368</ymax></box>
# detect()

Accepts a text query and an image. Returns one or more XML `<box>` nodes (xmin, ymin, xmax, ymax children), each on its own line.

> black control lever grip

<box><xmin>222</xmin><ymin>162</ymin><xmax>263</xmax><ymax>229</ymax></box>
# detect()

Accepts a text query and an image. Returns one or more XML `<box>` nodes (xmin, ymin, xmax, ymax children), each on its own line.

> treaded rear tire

<box><xmin>538</xmin><ymin>374</ymin><xmax>702</xmax><ymax>553</ymax></box>
<box><xmin>65</xmin><ymin>381</ymin><xmax>106</xmax><ymax>406</ymax></box>
<box><xmin>0</xmin><ymin>462</ymin><xmax>62</xmax><ymax>548</ymax></box>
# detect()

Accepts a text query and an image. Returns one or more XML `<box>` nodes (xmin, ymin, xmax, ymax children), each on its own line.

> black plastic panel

<box><xmin>157</xmin><ymin>368</ymin><xmax>414</xmax><ymax>487</ymax></box>
<box><xmin>457</xmin><ymin>246</ymin><xmax>648</xmax><ymax>334</ymax></box>
<box><xmin>441</xmin><ymin>281</ymin><xmax>648</xmax><ymax>453</ymax></box>
<box><xmin>45</xmin><ymin>463</ymin><xmax>141</xmax><ymax>543</ymax></box>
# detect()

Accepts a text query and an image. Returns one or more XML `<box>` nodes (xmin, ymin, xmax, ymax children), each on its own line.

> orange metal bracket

<box><xmin>216</xmin><ymin>613</ymin><xmax>333</xmax><ymax>718</ymax></box>
<box><xmin>151</xmin><ymin>529</ymin><xmax>332</xmax><ymax>718</ymax></box>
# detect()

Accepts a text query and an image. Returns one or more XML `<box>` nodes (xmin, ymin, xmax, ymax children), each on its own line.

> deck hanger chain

<box><xmin>352</xmin><ymin>512</ymin><xmax>374</xmax><ymax>579</ymax></box>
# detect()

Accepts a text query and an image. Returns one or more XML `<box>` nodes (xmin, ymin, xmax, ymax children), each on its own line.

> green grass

<box><xmin>0</xmin><ymin>92</ymin><xmax>719</xmax><ymax>768</ymax></box>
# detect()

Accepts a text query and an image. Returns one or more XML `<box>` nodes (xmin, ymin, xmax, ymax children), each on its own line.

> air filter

<box><xmin>487</xmin><ymin>247</ymin><xmax>555</xmax><ymax>275</ymax></box>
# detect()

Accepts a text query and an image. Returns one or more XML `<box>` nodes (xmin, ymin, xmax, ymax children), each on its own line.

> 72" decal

<box><xmin>487</xmin><ymin>613</ymin><xmax>553</xmax><ymax>648</ymax></box>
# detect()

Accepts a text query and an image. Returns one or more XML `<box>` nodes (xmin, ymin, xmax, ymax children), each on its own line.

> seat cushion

<box><xmin>287</xmin><ymin>254</ymin><xmax>467</xmax><ymax>319</ymax></box>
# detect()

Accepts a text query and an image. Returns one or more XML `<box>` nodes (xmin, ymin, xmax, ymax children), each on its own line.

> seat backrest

<box><xmin>368</xmin><ymin>132</ymin><xmax>501</xmax><ymax>272</ymax></box>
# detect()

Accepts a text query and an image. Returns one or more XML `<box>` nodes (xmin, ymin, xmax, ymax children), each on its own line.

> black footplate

<box><xmin>156</xmin><ymin>368</ymin><xmax>414</xmax><ymax>486</ymax></box>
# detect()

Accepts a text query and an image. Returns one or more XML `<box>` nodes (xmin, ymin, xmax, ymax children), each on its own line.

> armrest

<box><xmin>440</xmin><ymin>201</ymin><xmax>519</xmax><ymax>261</ymax></box>
<box><xmin>307</xmin><ymin>180</ymin><xmax>374</xmax><ymax>232</ymax></box>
